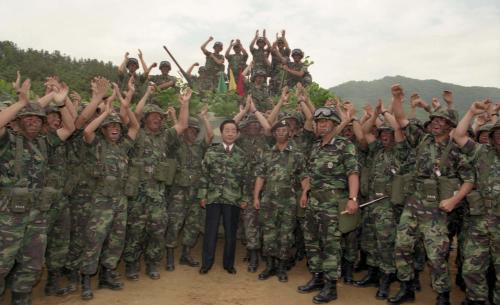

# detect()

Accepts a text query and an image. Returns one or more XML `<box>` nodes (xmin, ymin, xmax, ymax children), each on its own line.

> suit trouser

<box><xmin>202</xmin><ymin>203</ymin><xmax>240</xmax><ymax>269</ymax></box>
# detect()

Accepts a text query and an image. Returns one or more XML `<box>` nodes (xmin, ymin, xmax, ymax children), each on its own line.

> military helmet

<box><xmin>291</xmin><ymin>48</ymin><xmax>304</xmax><ymax>58</ymax></box>
<box><xmin>100</xmin><ymin>112</ymin><xmax>122</xmax><ymax>128</ymax></box>
<box><xmin>239</xmin><ymin>113</ymin><xmax>259</xmax><ymax>129</ymax></box>
<box><xmin>476</xmin><ymin>123</ymin><xmax>493</xmax><ymax>140</ymax></box>
<box><xmin>198</xmin><ymin>66</ymin><xmax>207</xmax><ymax>73</ymax></box>
<box><xmin>159</xmin><ymin>61</ymin><xmax>171</xmax><ymax>69</ymax></box>
<box><xmin>377</xmin><ymin>122</ymin><xmax>394</xmax><ymax>136</ymax></box>
<box><xmin>256</xmin><ymin>37</ymin><xmax>266</xmax><ymax>44</ymax></box>
<box><xmin>429</xmin><ymin>108</ymin><xmax>458</xmax><ymax>127</ymax></box>
<box><xmin>312</xmin><ymin>107</ymin><xmax>341</xmax><ymax>124</ymax></box>
<box><xmin>253</xmin><ymin>68</ymin><xmax>267</xmax><ymax>77</ymax></box>
<box><xmin>127</xmin><ymin>58</ymin><xmax>139</xmax><ymax>68</ymax></box>
<box><xmin>271</xmin><ymin>119</ymin><xmax>289</xmax><ymax>132</ymax></box>
<box><xmin>17</xmin><ymin>102</ymin><xmax>46</xmax><ymax>118</ymax></box>
<box><xmin>142</xmin><ymin>104</ymin><xmax>165</xmax><ymax>117</ymax></box>
<box><xmin>490</xmin><ymin>120</ymin><xmax>500</xmax><ymax>136</ymax></box>
<box><xmin>188</xmin><ymin>117</ymin><xmax>201</xmax><ymax>131</ymax></box>
<box><xmin>45</xmin><ymin>103</ymin><xmax>60</xmax><ymax>115</ymax></box>
<box><xmin>213</xmin><ymin>41</ymin><xmax>223</xmax><ymax>49</ymax></box>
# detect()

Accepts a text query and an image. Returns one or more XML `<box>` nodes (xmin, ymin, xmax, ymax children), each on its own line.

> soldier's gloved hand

<box><xmin>344</xmin><ymin>199</ymin><xmax>358</xmax><ymax>215</ymax></box>
<box><xmin>200</xmin><ymin>199</ymin><xmax>207</xmax><ymax>209</ymax></box>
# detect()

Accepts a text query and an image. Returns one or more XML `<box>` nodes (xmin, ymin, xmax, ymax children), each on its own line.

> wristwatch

<box><xmin>349</xmin><ymin>197</ymin><xmax>357</xmax><ymax>202</ymax></box>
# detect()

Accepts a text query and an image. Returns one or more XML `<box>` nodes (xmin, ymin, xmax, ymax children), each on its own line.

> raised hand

<box><xmin>255</xmin><ymin>30</ymin><xmax>259</xmax><ymax>38</ymax></box>
<box><xmin>91</xmin><ymin>76</ymin><xmax>110</xmax><ymax>100</ymax></box>
<box><xmin>432</xmin><ymin>97</ymin><xmax>441</xmax><ymax>110</ymax></box>
<box><xmin>469</xmin><ymin>100</ymin><xmax>489</xmax><ymax>115</ymax></box>
<box><xmin>138</xmin><ymin>49</ymin><xmax>143</xmax><ymax>58</ymax></box>
<box><xmin>363</xmin><ymin>104</ymin><xmax>374</xmax><ymax>118</ymax></box>
<box><xmin>179</xmin><ymin>88</ymin><xmax>192</xmax><ymax>105</ymax></box>
<box><xmin>391</xmin><ymin>84</ymin><xmax>404</xmax><ymax>101</ymax></box>
<box><xmin>53</xmin><ymin>82</ymin><xmax>69</xmax><ymax>106</ymax></box>
<box><xmin>18</xmin><ymin>79</ymin><xmax>31</xmax><ymax>106</ymax></box>
<box><xmin>281</xmin><ymin>29</ymin><xmax>286</xmax><ymax>37</ymax></box>
<box><xmin>12</xmin><ymin>70</ymin><xmax>21</xmax><ymax>90</ymax></box>
<box><xmin>263</xmin><ymin>29</ymin><xmax>266</xmax><ymax>37</ymax></box>
<box><xmin>208</xmin><ymin>36</ymin><xmax>214</xmax><ymax>42</ymax></box>
<box><xmin>124</xmin><ymin>52</ymin><xmax>129</xmax><ymax>60</ymax></box>
<box><xmin>442</xmin><ymin>90</ymin><xmax>453</xmax><ymax>106</ymax></box>
<box><xmin>199</xmin><ymin>104</ymin><xmax>209</xmax><ymax>119</ymax></box>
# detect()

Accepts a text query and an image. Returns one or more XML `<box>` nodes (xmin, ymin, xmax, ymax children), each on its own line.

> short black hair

<box><xmin>219</xmin><ymin>119</ymin><xmax>239</xmax><ymax>133</ymax></box>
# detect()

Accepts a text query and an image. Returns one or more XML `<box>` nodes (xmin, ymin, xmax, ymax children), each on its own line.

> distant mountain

<box><xmin>330</xmin><ymin>75</ymin><xmax>500</xmax><ymax>114</ymax></box>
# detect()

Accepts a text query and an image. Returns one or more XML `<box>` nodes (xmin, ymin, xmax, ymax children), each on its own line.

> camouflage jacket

<box><xmin>0</xmin><ymin>130</ymin><xmax>61</xmax><ymax>189</ymax></box>
<box><xmin>45</xmin><ymin>132</ymin><xmax>70</xmax><ymax>189</ymax></box>
<box><xmin>150</xmin><ymin>74</ymin><xmax>177</xmax><ymax>88</ymax></box>
<box><xmin>198</xmin><ymin>143</ymin><xmax>250</xmax><ymax>206</ymax></box>
<box><xmin>246</xmin><ymin>82</ymin><xmax>272</xmax><ymax>111</ymax></box>
<box><xmin>236</xmin><ymin>134</ymin><xmax>271</xmax><ymax>187</ymax></box>
<box><xmin>251</xmin><ymin>48</ymin><xmax>270</xmax><ymax>72</ymax></box>
<box><xmin>367</xmin><ymin>140</ymin><xmax>410</xmax><ymax>191</ymax></box>
<box><xmin>227</xmin><ymin>53</ymin><xmax>248</xmax><ymax>77</ymax></box>
<box><xmin>204</xmin><ymin>52</ymin><xmax>224</xmax><ymax>78</ymax></box>
<box><xmin>118</xmin><ymin>72</ymin><xmax>147</xmax><ymax>103</ymax></box>
<box><xmin>173</xmin><ymin>139</ymin><xmax>208</xmax><ymax>187</ymax></box>
<box><xmin>255</xmin><ymin>142</ymin><xmax>306</xmax><ymax>195</ymax></box>
<box><xmin>286</xmin><ymin>61</ymin><xmax>310</xmax><ymax>88</ymax></box>
<box><xmin>271</xmin><ymin>47</ymin><xmax>290</xmax><ymax>75</ymax></box>
<box><xmin>306</xmin><ymin>136</ymin><xmax>359</xmax><ymax>191</ymax></box>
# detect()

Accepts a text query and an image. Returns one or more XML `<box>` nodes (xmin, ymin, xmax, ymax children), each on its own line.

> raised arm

<box><xmin>138</xmin><ymin>49</ymin><xmax>156</xmax><ymax>79</ymax></box>
<box><xmin>199</xmin><ymin>105</ymin><xmax>214</xmax><ymax>144</ymax></box>
<box><xmin>249</xmin><ymin>30</ymin><xmax>258</xmax><ymax>51</ymax></box>
<box><xmin>267</xmin><ymin>87</ymin><xmax>288</xmax><ymax>125</ymax></box>
<box><xmin>173</xmin><ymin>88</ymin><xmax>191</xmax><ymax>135</ymax></box>
<box><xmin>0</xmin><ymin>79</ymin><xmax>30</xmax><ymax>137</ymax></box>
<box><xmin>134</xmin><ymin>85</ymin><xmax>155</xmax><ymax>119</ymax></box>
<box><xmin>454</xmin><ymin>101</ymin><xmax>489</xmax><ymax>148</ymax></box>
<box><xmin>50</xmin><ymin>81</ymin><xmax>75</xmax><ymax>140</ymax></box>
<box><xmin>390</xmin><ymin>84</ymin><xmax>409</xmax><ymax>128</ymax></box>
<box><xmin>225</xmin><ymin>40</ymin><xmax>234</xmax><ymax>59</ymax></box>
<box><xmin>118</xmin><ymin>52</ymin><xmax>129</xmax><ymax>75</ymax></box>
<box><xmin>186</xmin><ymin>62</ymin><xmax>199</xmax><ymax>78</ymax></box>
<box><xmin>442</xmin><ymin>90</ymin><xmax>454</xmax><ymax>110</ymax></box>
<box><xmin>75</xmin><ymin>76</ymin><xmax>109</xmax><ymax>129</ymax></box>
<box><xmin>233</xmin><ymin>96</ymin><xmax>250</xmax><ymax>124</ymax></box>
<box><xmin>249</xmin><ymin>99</ymin><xmax>271</xmax><ymax>133</ymax></box>
<box><xmin>83</xmin><ymin>98</ymin><xmax>112</xmax><ymax>144</ymax></box>
<box><xmin>201</xmin><ymin>36</ymin><xmax>213</xmax><ymax>55</ymax></box>
<box><xmin>122</xmin><ymin>87</ymin><xmax>139</xmax><ymax>140</ymax></box>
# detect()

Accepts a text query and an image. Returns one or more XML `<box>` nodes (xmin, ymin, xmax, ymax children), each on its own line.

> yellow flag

<box><xmin>228</xmin><ymin>69</ymin><xmax>237</xmax><ymax>91</ymax></box>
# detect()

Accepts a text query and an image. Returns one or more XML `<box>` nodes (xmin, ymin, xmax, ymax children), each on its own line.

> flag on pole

<box><xmin>236</xmin><ymin>71</ymin><xmax>245</xmax><ymax>96</ymax></box>
<box><xmin>228</xmin><ymin>69</ymin><xmax>237</xmax><ymax>91</ymax></box>
<box><xmin>216</xmin><ymin>72</ymin><xmax>227</xmax><ymax>93</ymax></box>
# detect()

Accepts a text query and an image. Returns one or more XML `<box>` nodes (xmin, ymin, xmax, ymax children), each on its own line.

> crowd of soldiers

<box><xmin>0</xmin><ymin>30</ymin><xmax>498</xmax><ymax>305</ymax></box>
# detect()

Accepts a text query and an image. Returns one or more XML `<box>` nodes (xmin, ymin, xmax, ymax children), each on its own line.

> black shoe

<box><xmin>295</xmin><ymin>247</ymin><xmax>306</xmax><ymax>262</ymax></box>
<box><xmin>80</xmin><ymin>274</ymin><xmax>93</xmax><ymax>300</ymax></box>
<box><xmin>354</xmin><ymin>266</ymin><xmax>379</xmax><ymax>287</ymax></box>
<box><xmin>376</xmin><ymin>273</ymin><xmax>393</xmax><ymax>300</ymax></box>
<box><xmin>146</xmin><ymin>263</ymin><xmax>160</xmax><ymax>280</ymax></box>
<box><xmin>98</xmin><ymin>267</ymin><xmax>124</xmax><ymax>290</ymax></box>
<box><xmin>258</xmin><ymin>257</ymin><xmax>276</xmax><ymax>280</ymax></box>
<box><xmin>179</xmin><ymin>246</ymin><xmax>200</xmax><ymax>267</ymax></box>
<box><xmin>354</xmin><ymin>251</ymin><xmax>368</xmax><ymax>272</ymax></box>
<box><xmin>312</xmin><ymin>278</ymin><xmax>337</xmax><ymax>304</ymax></box>
<box><xmin>298</xmin><ymin>272</ymin><xmax>324</xmax><ymax>293</ymax></box>
<box><xmin>342</xmin><ymin>261</ymin><xmax>354</xmax><ymax>285</ymax></box>
<box><xmin>199</xmin><ymin>266</ymin><xmax>210</xmax><ymax>275</ymax></box>
<box><xmin>225</xmin><ymin>267</ymin><xmax>237</xmax><ymax>274</ymax></box>
<box><xmin>125</xmin><ymin>262</ymin><xmax>140</xmax><ymax>281</ymax></box>
<box><xmin>166</xmin><ymin>248</ymin><xmax>175</xmax><ymax>271</ymax></box>
<box><xmin>11</xmin><ymin>291</ymin><xmax>31</xmax><ymax>305</ymax></box>
<box><xmin>243</xmin><ymin>249</ymin><xmax>250</xmax><ymax>262</ymax></box>
<box><xmin>248</xmin><ymin>250</ymin><xmax>259</xmax><ymax>273</ymax></box>
<box><xmin>276</xmin><ymin>260</ymin><xmax>288</xmax><ymax>282</ymax></box>
<box><xmin>436</xmin><ymin>291</ymin><xmax>450</xmax><ymax>305</ymax></box>
<box><xmin>456</xmin><ymin>272</ymin><xmax>466</xmax><ymax>292</ymax></box>
<box><xmin>44</xmin><ymin>270</ymin><xmax>70</xmax><ymax>296</ymax></box>
<box><xmin>387</xmin><ymin>280</ymin><xmax>415</xmax><ymax>304</ymax></box>
<box><xmin>66</xmin><ymin>269</ymin><xmax>80</xmax><ymax>293</ymax></box>
<box><xmin>461</xmin><ymin>299</ymin><xmax>486</xmax><ymax>305</ymax></box>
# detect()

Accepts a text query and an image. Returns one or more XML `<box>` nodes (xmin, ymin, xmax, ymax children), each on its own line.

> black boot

<box><xmin>436</xmin><ymin>291</ymin><xmax>450</xmax><ymax>305</ymax></box>
<box><xmin>298</xmin><ymin>272</ymin><xmax>324</xmax><ymax>293</ymax></box>
<box><xmin>125</xmin><ymin>261</ymin><xmax>140</xmax><ymax>281</ymax></box>
<box><xmin>11</xmin><ymin>291</ymin><xmax>31</xmax><ymax>305</ymax></box>
<box><xmin>276</xmin><ymin>260</ymin><xmax>288</xmax><ymax>282</ymax></box>
<box><xmin>388</xmin><ymin>280</ymin><xmax>415</xmax><ymax>304</ymax></box>
<box><xmin>243</xmin><ymin>249</ymin><xmax>250</xmax><ymax>262</ymax></box>
<box><xmin>343</xmin><ymin>261</ymin><xmax>354</xmax><ymax>285</ymax></box>
<box><xmin>312</xmin><ymin>277</ymin><xmax>337</xmax><ymax>304</ymax></box>
<box><xmin>98</xmin><ymin>267</ymin><xmax>124</xmax><ymax>290</ymax></box>
<box><xmin>353</xmin><ymin>266</ymin><xmax>379</xmax><ymax>287</ymax></box>
<box><xmin>375</xmin><ymin>273</ymin><xmax>392</xmax><ymax>300</ymax></box>
<box><xmin>355</xmin><ymin>251</ymin><xmax>368</xmax><ymax>272</ymax></box>
<box><xmin>44</xmin><ymin>270</ymin><xmax>70</xmax><ymax>296</ymax></box>
<box><xmin>166</xmin><ymin>248</ymin><xmax>175</xmax><ymax>271</ymax></box>
<box><xmin>146</xmin><ymin>263</ymin><xmax>160</xmax><ymax>280</ymax></box>
<box><xmin>248</xmin><ymin>250</ymin><xmax>259</xmax><ymax>273</ymax></box>
<box><xmin>80</xmin><ymin>274</ymin><xmax>93</xmax><ymax>300</ymax></box>
<box><xmin>413</xmin><ymin>271</ymin><xmax>421</xmax><ymax>292</ymax></box>
<box><xmin>456</xmin><ymin>271</ymin><xmax>466</xmax><ymax>292</ymax></box>
<box><xmin>461</xmin><ymin>299</ymin><xmax>485</xmax><ymax>305</ymax></box>
<box><xmin>66</xmin><ymin>269</ymin><xmax>80</xmax><ymax>293</ymax></box>
<box><xmin>179</xmin><ymin>246</ymin><xmax>199</xmax><ymax>267</ymax></box>
<box><xmin>258</xmin><ymin>257</ymin><xmax>276</xmax><ymax>280</ymax></box>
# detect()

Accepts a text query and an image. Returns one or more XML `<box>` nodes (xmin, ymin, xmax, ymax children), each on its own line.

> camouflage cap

<box><xmin>100</xmin><ymin>112</ymin><xmax>122</xmax><ymax>128</ymax></box>
<box><xmin>271</xmin><ymin>119</ymin><xmax>289</xmax><ymax>132</ymax></box>
<box><xmin>127</xmin><ymin>58</ymin><xmax>139</xmax><ymax>67</ymax></box>
<box><xmin>17</xmin><ymin>102</ymin><xmax>46</xmax><ymax>118</ymax></box>
<box><xmin>213</xmin><ymin>41</ymin><xmax>223</xmax><ymax>48</ymax></box>
<box><xmin>239</xmin><ymin>113</ymin><xmax>260</xmax><ymax>129</ymax></box>
<box><xmin>312</xmin><ymin>107</ymin><xmax>341</xmax><ymax>124</ymax></box>
<box><xmin>429</xmin><ymin>108</ymin><xmax>458</xmax><ymax>127</ymax></box>
<box><xmin>253</xmin><ymin>68</ymin><xmax>267</xmax><ymax>77</ymax></box>
<box><xmin>291</xmin><ymin>48</ymin><xmax>304</xmax><ymax>57</ymax></box>
<box><xmin>159</xmin><ymin>61</ymin><xmax>171</xmax><ymax>68</ymax></box>
<box><xmin>477</xmin><ymin>123</ymin><xmax>493</xmax><ymax>134</ymax></box>
<box><xmin>142</xmin><ymin>104</ymin><xmax>165</xmax><ymax>116</ymax></box>
<box><xmin>188</xmin><ymin>117</ymin><xmax>201</xmax><ymax>130</ymax></box>
<box><xmin>377</xmin><ymin>122</ymin><xmax>394</xmax><ymax>135</ymax></box>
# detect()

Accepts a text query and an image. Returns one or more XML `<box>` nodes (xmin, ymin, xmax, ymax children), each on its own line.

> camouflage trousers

<box><xmin>259</xmin><ymin>193</ymin><xmax>297</xmax><ymax>260</ymax></box>
<box><xmin>123</xmin><ymin>182</ymin><xmax>167</xmax><ymax>264</ymax></box>
<box><xmin>241</xmin><ymin>203</ymin><xmax>261</xmax><ymax>251</ymax></box>
<box><xmin>341</xmin><ymin>229</ymin><xmax>359</xmax><ymax>264</ymax></box>
<box><xmin>165</xmin><ymin>186</ymin><xmax>204</xmax><ymax>249</ymax></box>
<box><xmin>304</xmin><ymin>190</ymin><xmax>343</xmax><ymax>280</ymax></box>
<box><xmin>462</xmin><ymin>214</ymin><xmax>500</xmax><ymax>303</ymax></box>
<box><xmin>394</xmin><ymin>203</ymin><xmax>426</xmax><ymax>272</ymax></box>
<box><xmin>0</xmin><ymin>207</ymin><xmax>47</xmax><ymax>294</ymax></box>
<box><xmin>81</xmin><ymin>194</ymin><xmax>127</xmax><ymax>275</ymax></box>
<box><xmin>359</xmin><ymin>199</ymin><xmax>396</xmax><ymax>274</ymax></box>
<box><xmin>65</xmin><ymin>186</ymin><xmax>93</xmax><ymax>270</ymax></box>
<box><xmin>394</xmin><ymin>195</ymin><xmax>451</xmax><ymax>293</ymax></box>
<box><xmin>45</xmin><ymin>195</ymin><xmax>70</xmax><ymax>271</ymax></box>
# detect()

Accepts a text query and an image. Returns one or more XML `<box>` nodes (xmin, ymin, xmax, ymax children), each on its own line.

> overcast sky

<box><xmin>1</xmin><ymin>0</ymin><xmax>499</xmax><ymax>88</ymax></box>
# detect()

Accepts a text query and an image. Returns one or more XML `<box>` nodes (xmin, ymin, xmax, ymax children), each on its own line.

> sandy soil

<box><xmin>3</xmin><ymin>242</ymin><xmax>465</xmax><ymax>305</ymax></box>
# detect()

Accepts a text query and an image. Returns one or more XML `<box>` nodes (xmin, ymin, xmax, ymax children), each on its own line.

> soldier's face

<box><xmin>46</xmin><ymin>112</ymin><xmax>61</xmax><ymax>131</ymax></box>
<box><xmin>478</xmin><ymin>131</ymin><xmax>490</xmax><ymax>144</ymax></box>
<box><xmin>221</xmin><ymin>123</ymin><xmax>238</xmax><ymax>145</ymax></box>
<box><xmin>379</xmin><ymin>130</ymin><xmax>395</xmax><ymax>148</ymax></box>
<box><xmin>274</xmin><ymin>126</ymin><xmax>289</xmax><ymax>143</ymax></box>
<box><xmin>254</xmin><ymin>75</ymin><xmax>265</xmax><ymax>85</ymax></box>
<box><xmin>103</xmin><ymin>123</ymin><xmax>122</xmax><ymax>142</ymax></box>
<box><xmin>233</xmin><ymin>45</ymin><xmax>241</xmax><ymax>53</ymax></box>
<box><xmin>246</xmin><ymin>122</ymin><xmax>261</xmax><ymax>136</ymax></box>
<box><xmin>144</xmin><ymin>112</ymin><xmax>163</xmax><ymax>133</ymax></box>
<box><xmin>316</xmin><ymin>119</ymin><xmax>334</xmax><ymax>137</ymax></box>
<box><xmin>341</xmin><ymin>126</ymin><xmax>354</xmax><ymax>140</ymax></box>
<box><xmin>286</xmin><ymin>118</ymin><xmax>298</xmax><ymax>132</ymax></box>
<box><xmin>292</xmin><ymin>54</ymin><xmax>302</xmax><ymax>63</ymax></box>
<box><xmin>257</xmin><ymin>40</ymin><xmax>265</xmax><ymax>48</ymax></box>
<box><xmin>19</xmin><ymin>115</ymin><xmax>43</xmax><ymax>137</ymax></box>
<box><xmin>430</xmin><ymin>117</ymin><xmax>450</xmax><ymax>136</ymax></box>
<box><xmin>184</xmin><ymin>127</ymin><xmax>199</xmax><ymax>142</ymax></box>
<box><xmin>160</xmin><ymin>66</ymin><xmax>171</xmax><ymax>75</ymax></box>
<box><xmin>128</xmin><ymin>63</ymin><xmax>138</xmax><ymax>73</ymax></box>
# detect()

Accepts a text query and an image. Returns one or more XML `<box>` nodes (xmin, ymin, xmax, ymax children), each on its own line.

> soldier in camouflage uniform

<box><xmin>165</xmin><ymin>112</ymin><xmax>213</xmax><ymax>271</ymax></box>
<box><xmin>246</xmin><ymin>68</ymin><xmax>273</xmax><ymax>112</ymax></box>
<box><xmin>123</xmin><ymin>90</ymin><xmax>190</xmax><ymax>280</ymax></box>
<box><xmin>389</xmin><ymin>86</ymin><xmax>474</xmax><ymax>305</ymax></box>
<box><xmin>282</xmin><ymin>49</ymin><xmax>312</xmax><ymax>89</ymax></box>
<box><xmin>118</xmin><ymin>53</ymin><xmax>147</xmax><ymax>103</ymax></box>
<box><xmin>253</xmin><ymin>119</ymin><xmax>306</xmax><ymax>282</ymax></box>
<box><xmin>198</xmin><ymin>120</ymin><xmax>250</xmax><ymax>274</ymax></box>
<box><xmin>297</xmin><ymin>107</ymin><xmax>360</xmax><ymax>304</ymax></box>
<box><xmin>150</xmin><ymin>61</ymin><xmax>177</xmax><ymax>92</ymax></box>
<box><xmin>79</xmin><ymin>84</ymin><xmax>140</xmax><ymax>300</ymax></box>
<box><xmin>453</xmin><ymin>102</ymin><xmax>499</xmax><ymax>305</ymax></box>
<box><xmin>0</xmin><ymin>79</ymin><xmax>74</xmax><ymax>305</ymax></box>
<box><xmin>249</xmin><ymin>30</ymin><xmax>271</xmax><ymax>77</ymax></box>
<box><xmin>225</xmin><ymin>39</ymin><xmax>248</xmax><ymax>80</ymax></box>
<box><xmin>269</xmin><ymin>31</ymin><xmax>291</xmax><ymax>95</ymax></box>
<box><xmin>201</xmin><ymin>37</ymin><xmax>225</xmax><ymax>91</ymax></box>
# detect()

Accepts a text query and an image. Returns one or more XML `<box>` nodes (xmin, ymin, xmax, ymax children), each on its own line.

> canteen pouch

<box><xmin>63</xmin><ymin>170</ymin><xmax>80</xmax><ymax>196</ymax></box>
<box><xmin>422</xmin><ymin>179</ymin><xmax>438</xmax><ymax>203</ymax></box>
<box><xmin>9</xmin><ymin>187</ymin><xmax>32</xmax><ymax>213</ymax></box>
<box><xmin>154</xmin><ymin>158</ymin><xmax>177</xmax><ymax>185</ymax></box>
<box><xmin>174</xmin><ymin>169</ymin><xmax>191</xmax><ymax>187</ymax></box>
<box><xmin>360</xmin><ymin>166</ymin><xmax>370</xmax><ymax>197</ymax></box>
<box><xmin>391</xmin><ymin>175</ymin><xmax>406</xmax><ymax>206</ymax></box>
<box><xmin>373</xmin><ymin>178</ymin><xmax>387</xmax><ymax>198</ymax></box>
<box><xmin>128</xmin><ymin>160</ymin><xmax>144</xmax><ymax>180</ymax></box>
<box><xmin>438</xmin><ymin>176</ymin><xmax>461</xmax><ymax>201</ymax></box>
<box><xmin>466</xmin><ymin>190</ymin><xmax>484</xmax><ymax>216</ymax></box>
<box><xmin>339</xmin><ymin>200</ymin><xmax>361</xmax><ymax>234</ymax></box>
<box><xmin>124</xmin><ymin>176</ymin><xmax>140</xmax><ymax>198</ymax></box>
<box><xmin>39</xmin><ymin>186</ymin><xmax>61</xmax><ymax>212</ymax></box>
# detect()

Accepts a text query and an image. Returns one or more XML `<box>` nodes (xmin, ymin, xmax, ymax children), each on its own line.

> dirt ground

<box><xmin>3</xmin><ymin>242</ymin><xmax>465</xmax><ymax>305</ymax></box>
